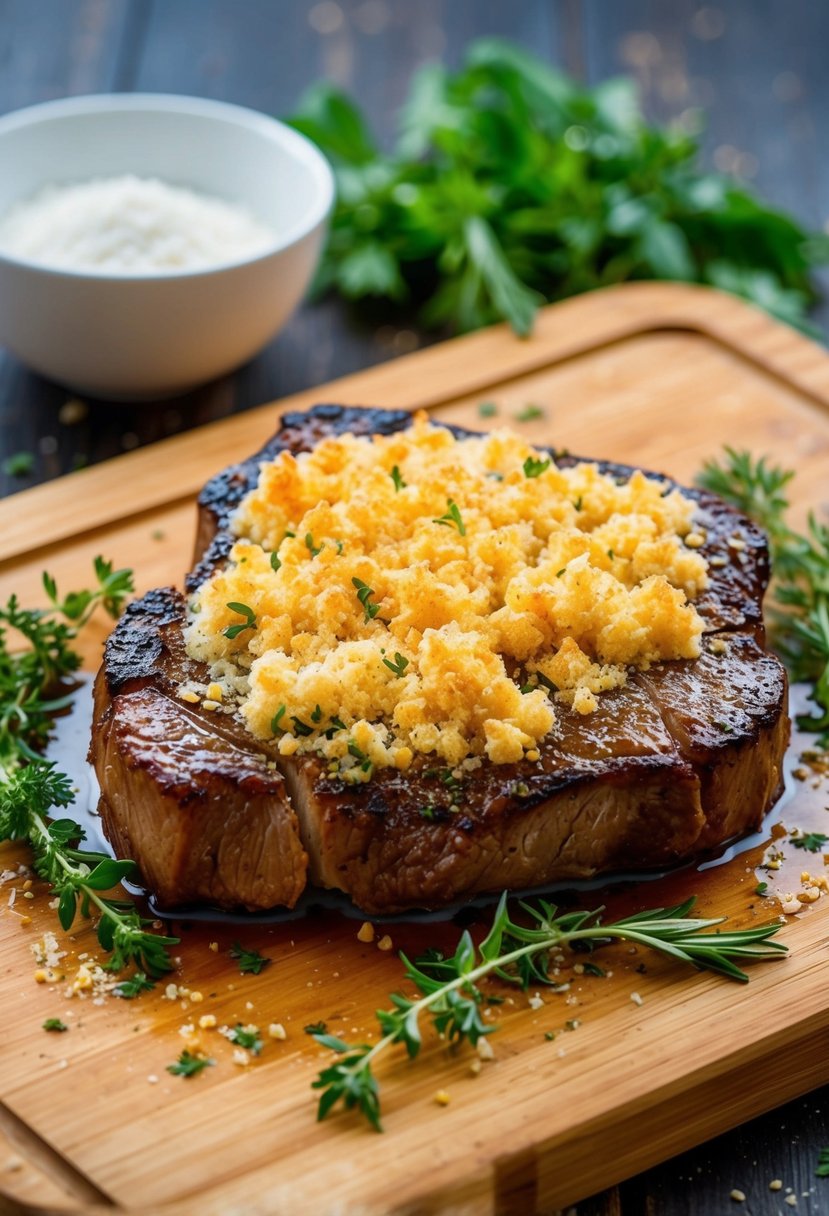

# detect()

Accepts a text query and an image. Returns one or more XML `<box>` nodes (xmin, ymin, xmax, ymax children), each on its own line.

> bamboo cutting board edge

<box><xmin>2</xmin><ymin>283</ymin><xmax>829</xmax><ymax>1216</ymax></box>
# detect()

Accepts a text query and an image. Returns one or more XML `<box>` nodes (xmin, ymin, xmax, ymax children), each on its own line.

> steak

<box><xmin>89</xmin><ymin>406</ymin><xmax>789</xmax><ymax>914</ymax></box>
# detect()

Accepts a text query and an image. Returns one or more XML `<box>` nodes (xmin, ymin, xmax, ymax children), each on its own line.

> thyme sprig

<box><xmin>697</xmin><ymin>448</ymin><xmax>829</xmax><ymax>736</ymax></box>
<box><xmin>313</xmin><ymin>893</ymin><xmax>786</xmax><ymax>1130</ymax></box>
<box><xmin>0</xmin><ymin>559</ymin><xmax>179</xmax><ymax>974</ymax></box>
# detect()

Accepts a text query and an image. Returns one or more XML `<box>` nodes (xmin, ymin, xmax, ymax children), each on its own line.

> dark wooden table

<box><xmin>1</xmin><ymin>2</ymin><xmax>827</xmax><ymax>1212</ymax></box>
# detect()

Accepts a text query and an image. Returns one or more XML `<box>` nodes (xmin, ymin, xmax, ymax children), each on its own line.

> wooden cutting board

<box><xmin>2</xmin><ymin>282</ymin><xmax>829</xmax><ymax>1216</ymax></box>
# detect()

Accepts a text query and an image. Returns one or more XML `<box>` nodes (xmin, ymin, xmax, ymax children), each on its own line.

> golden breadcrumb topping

<box><xmin>185</xmin><ymin>414</ymin><xmax>708</xmax><ymax>775</ymax></box>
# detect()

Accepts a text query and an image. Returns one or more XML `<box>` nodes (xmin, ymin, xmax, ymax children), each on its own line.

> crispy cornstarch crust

<box><xmin>91</xmin><ymin>405</ymin><xmax>789</xmax><ymax>914</ymax></box>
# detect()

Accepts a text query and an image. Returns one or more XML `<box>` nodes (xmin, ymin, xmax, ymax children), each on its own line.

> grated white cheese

<box><xmin>0</xmin><ymin>175</ymin><xmax>275</xmax><ymax>274</ymax></box>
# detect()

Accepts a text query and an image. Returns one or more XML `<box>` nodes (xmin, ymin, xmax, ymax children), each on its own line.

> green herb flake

<box><xmin>544</xmin><ymin>1031</ymin><xmax>556</xmax><ymax>1041</ymax></box>
<box><xmin>816</xmin><ymin>1147</ymin><xmax>829</xmax><ymax>1178</ymax></box>
<box><xmin>311</xmin><ymin>705</ymin><xmax>323</xmax><ymax>723</ymax></box>
<box><xmin>478</xmin><ymin>401</ymin><xmax>498</xmax><ymax>418</ymax></box>
<box><xmin>271</xmin><ymin>705</ymin><xmax>287</xmax><ymax>734</ymax></box>
<box><xmin>228</xmin><ymin>1023</ymin><xmax>263</xmax><ymax>1054</ymax></box>
<box><xmin>229</xmin><ymin>942</ymin><xmax>272</xmax><ymax>976</ymax></box>
<box><xmin>515</xmin><ymin>405</ymin><xmax>545</xmax><ymax>423</ymax></box>
<box><xmin>523</xmin><ymin>455</ymin><xmax>551</xmax><ymax>479</ymax></box>
<box><xmin>2</xmin><ymin>451</ymin><xmax>35</xmax><ymax>477</ymax></box>
<box><xmin>270</xmin><ymin>551</ymin><xmax>282</xmax><ymax>572</ymax></box>
<box><xmin>114</xmin><ymin>971</ymin><xmax>155</xmax><ymax>999</ymax></box>
<box><xmin>433</xmin><ymin>499</ymin><xmax>466</xmax><ymax>536</ymax></box>
<box><xmin>167</xmin><ymin>1050</ymin><xmax>215</xmax><ymax>1078</ymax></box>
<box><xmin>305</xmin><ymin>533</ymin><xmax>323</xmax><ymax>558</ymax></box>
<box><xmin>352</xmin><ymin>577</ymin><xmax>382</xmax><ymax>622</ymax></box>
<box><xmin>582</xmin><ymin>962</ymin><xmax>606</xmax><ymax>978</ymax></box>
<box><xmin>223</xmin><ymin>602</ymin><xmax>256</xmax><ymax>640</ymax></box>
<box><xmin>754</xmin><ymin>882</ymin><xmax>768</xmax><ymax>897</ymax></box>
<box><xmin>304</xmin><ymin>1021</ymin><xmax>328</xmax><ymax>1036</ymax></box>
<box><xmin>420</xmin><ymin>806</ymin><xmax>436</xmax><ymax>821</ymax></box>
<box><xmin>390</xmin><ymin>465</ymin><xmax>407</xmax><ymax>491</ymax></box>
<box><xmin>42</xmin><ymin>1017</ymin><xmax>68</xmax><ymax>1032</ymax></box>
<box><xmin>791</xmin><ymin>832</ymin><xmax>829</xmax><ymax>853</ymax></box>
<box><xmin>382</xmin><ymin>652</ymin><xmax>409</xmax><ymax>677</ymax></box>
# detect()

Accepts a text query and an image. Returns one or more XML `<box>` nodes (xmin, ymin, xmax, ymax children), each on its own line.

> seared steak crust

<box><xmin>92</xmin><ymin>405</ymin><xmax>789</xmax><ymax>913</ymax></box>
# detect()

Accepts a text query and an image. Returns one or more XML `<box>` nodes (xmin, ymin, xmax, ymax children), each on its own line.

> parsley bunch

<box><xmin>0</xmin><ymin>559</ymin><xmax>179</xmax><ymax>974</ymax></box>
<box><xmin>289</xmin><ymin>39</ymin><xmax>828</xmax><ymax>338</ymax></box>
<box><xmin>697</xmin><ymin>449</ymin><xmax>829</xmax><ymax>738</ymax></box>
<box><xmin>313</xmin><ymin>892</ymin><xmax>785</xmax><ymax>1130</ymax></box>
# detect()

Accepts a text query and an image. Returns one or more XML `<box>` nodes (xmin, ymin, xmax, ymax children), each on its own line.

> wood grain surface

<box><xmin>2</xmin><ymin>284</ymin><xmax>829</xmax><ymax>1215</ymax></box>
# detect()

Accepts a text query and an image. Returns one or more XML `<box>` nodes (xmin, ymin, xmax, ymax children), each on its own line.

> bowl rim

<box><xmin>0</xmin><ymin>92</ymin><xmax>335</xmax><ymax>282</ymax></box>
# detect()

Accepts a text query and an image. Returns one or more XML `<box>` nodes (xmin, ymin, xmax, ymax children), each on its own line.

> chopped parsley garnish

<box><xmin>167</xmin><ymin>1051</ymin><xmax>215</xmax><ymax>1077</ymax></box>
<box><xmin>382</xmin><ymin>652</ymin><xmax>409</xmax><ymax>677</ymax></box>
<box><xmin>352</xmin><ymin>577</ymin><xmax>382</xmax><ymax>622</ymax></box>
<box><xmin>816</xmin><ymin>1147</ymin><xmax>829</xmax><ymax>1178</ymax></box>
<box><xmin>230</xmin><ymin>942</ymin><xmax>272</xmax><ymax>975</ymax></box>
<box><xmin>271</xmin><ymin>705</ymin><xmax>287</xmax><ymax>734</ymax></box>
<box><xmin>114</xmin><ymin>971</ymin><xmax>155</xmax><ymax>999</ymax></box>
<box><xmin>433</xmin><ymin>498</ymin><xmax>466</xmax><ymax>536</ymax></box>
<box><xmin>347</xmin><ymin>739</ymin><xmax>373</xmax><ymax>772</ymax></box>
<box><xmin>420</xmin><ymin>806</ymin><xmax>436</xmax><ymax>821</ymax></box>
<box><xmin>478</xmin><ymin>401</ymin><xmax>498</xmax><ymax>418</ymax></box>
<box><xmin>582</xmin><ymin>962</ymin><xmax>606</xmax><ymax>978</ymax></box>
<box><xmin>523</xmin><ymin>455</ymin><xmax>550</xmax><ymax>479</ymax></box>
<box><xmin>573</xmin><ymin>496</ymin><xmax>583</xmax><ymax>511</ymax></box>
<box><xmin>754</xmin><ymin>882</ymin><xmax>768</xmax><ymax>897</ymax></box>
<box><xmin>291</xmin><ymin>716</ymin><xmax>314</xmax><ymax>737</ymax></box>
<box><xmin>544</xmin><ymin>1031</ymin><xmax>556</xmax><ymax>1041</ymax></box>
<box><xmin>42</xmin><ymin>1017</ymin><xmax>68</xmax><ymax>1032</ymax></box>
<box><xmin>228</xmin><ymin>1024</ymin><xmax>263</xmax><ymax>1054</ymax></box>
<box><xmin>390</xmin><ymin>465</ymin><xmax>406</xmax><ymax>491</ymax></box>
<box><xmin>2</xmin><ymin>451</ymin><xmax>34</xmax><ymax>477</ymax></box>
<box><xmin>305</xmin><ymin>532</ymin><xmax>323</xmax><ymax>557</ymax></box>
<box><xmin>311</xmin><ymin>705</ymin><xmax>323</xmax><ymax>723</ymax></box>
<box><xmin>223</xmin><ymin>602</ymin><xmax>256</xmax><ymax>640</ymax></box>
<box><xmin>270</xmin><ymin>551</ymin><xmax>282</xmax><ymax>572</ymax></box>
<box><xmin>556</xmin><ymin>568</ymin><xmax>566</xmax><ymax>577</ymax></box>
<box><xmin>515</xmin><ymin>404</ymin><xmax>545</xmax><ymax>422</ymax></box>
<box><xmin>304</xmin><ymin>1021</ymin><xmax>328</xmax><ymax>1036</ymax></box>
<box><xmin>791</xmin><ymin>832</ymin><xmax>829</xmax><ymax>853</ymax></box>
<box><xmin>329</xmin><ymin>715</ymin><xmax>347</xmax><ymax>732</ymax></box>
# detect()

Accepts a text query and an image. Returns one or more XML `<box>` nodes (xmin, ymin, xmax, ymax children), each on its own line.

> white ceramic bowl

<box><xmin>0</xmin><ymin>94</ymin><xmax>334</xmax><ymax>398</ymax></box>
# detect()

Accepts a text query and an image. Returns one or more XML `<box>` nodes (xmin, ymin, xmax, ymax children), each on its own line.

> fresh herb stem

<box><xmin>697</xmin><ymin>448</ymin><xmax>829</xmax><ymax>737</ymax></box>
<box><xmin>0</xmin><ymin>559</ymin><xmax>179</xmax><ymax>973</ymax></box>
<box><xmin>313</xmin><ymin>893</ymin><xmax>786</xmax><ymax>1129</ymax></box>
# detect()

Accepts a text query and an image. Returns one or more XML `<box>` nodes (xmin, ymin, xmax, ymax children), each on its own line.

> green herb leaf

<box><xmin>352</xmin><ymin>577</ymin><xmax>383</xmax><ymax>622</ymax></box>
<box><xmin>114</xmin><ymin>971</ymin><xmax>155</xmax><ymax>999</ymax></box>
<box><xmin>167</xmin><ymin>1051</ymin><xmax>215</xmax><ymax>1078</ymax></box>
<box><xmin>227</xmin><ymin>1023</ymin><xmax>263</xmax><ymax>1054</ymax></box>
<box><xmin>304</xmin><ymin>1020</ymin><xmax>328</xmax><ymax>1035</ymax></box>
<box><xmin>433</xmin><ymin>499</ymin><xmax>466</xmax><ymax>536</ymax></box>
<box><xmin>229</xmin><ymin>942</ymin><xmax>272</xmax><ymax>975</ymax></box>
<box><xmin>816</xmin><ymin>1147</ymin><xmax>829</xmax><ymax>1178</ymax></box>
<box><xmin>478</xmin><ymin>402</ymin><xmax>498</xmax><ymax>418</ymax></box>
<box><xmin>390</xmin><ymin>465</ymin><xmax>406</xmax><ymax>491</ymax></box>
<box><xmin>515</xmin><ymin>405</ymin><xmax>545</xmax><ymax>423</ymax></box>
<box><xmin>42</xmin><ymin>1017</ymin><xmax>68</xmax><ymax>1032</ymax></box>
<box><xmin>305</xmin><ymin>533</ymin><xmax>323</xmax><ymax>557</ymax></box>
<box><xmin>791</xmin><ymin>832</ymin><xmax>829</xmax><ymax>853</ymax></box>
<box><xmin>223</xmin><ymin>602</ymin><xmax>256</xmax><ymax>640</ymax></box>
<box><xmin>382</xmin><ymin>652</ymin><xmax>409</xmax><ymax>677</ymax></box>
<box><xmin>523</xmin><ymin>455</ymin><xmax>551</xmax><ymax>479</ymax></box>
<box><xmin>3</xmin><ymin>451</ymin><xmax>35</xmax><ymax>477</ymax></box>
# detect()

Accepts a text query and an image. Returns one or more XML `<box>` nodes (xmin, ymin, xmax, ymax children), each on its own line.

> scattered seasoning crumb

<box><xmin>630</xmin><ymin>992</ymin><xmax>644</xmax><ymax>1006</ymax></box>
<box><xmin>209</xmin><ymin>942</ymin><xmax>219</xmax><ymax>952</ymax></box>
<box><xmin>785</xmin><ymin>1196</ymin><xmax>798</xmax><ymax>1207</ymax></box>
<box><xmin>232</xmin><ymin>1048</ymin><xmax>251</xmax><ymax>1067</ymax></box>
<box><xmin>58</xmin><ymin>398</ymin><xmax>88</xmax><ymax>425</ymax></box>
<box><xmin>433</xmin><ymin>1089</ymin><xmax>451</xmax><ymax>1106</ymax></box>
<box><xmin>164</xmin><ymin>983</ymin><xmax>179</xmax><ymax>1000</ymax></box>
<box><xmin>528</xmin><ymin>992</ymin><xmax>545</xmax><ymax>1010</ymax></box>
<box><xmin>190</xmin><ymin>991</ymin><xmax>204</xmax><ymax>1004</ymax></box>
<box><xmin>268</xmin><ymin>1023</ymin><xmax>287</xmax><ymax>1040</ymax></box>
<box><xmin>357</xmin><ymin>921</ymin><xmax>375</xmax><ymax>943</ymax></box>
<box><xmin>729</xmin><ymin>1189</ymin><xmax>746</xmax><ymax>1203</ymax></box>
<box><xmin>770</xmin><ymin>1180</ymin><xmax>783</xmax><ymax>1191</ymax></box>
<box><xmin>377</xmin><ymin>934</ymin><xmax>393</xmax><ymax>952</ymax></box>
<box><xmin>476</xmin><ymin>1038</ymin><xmax>495</xmax><ymax>1061</ymax></box>
<box><xmin>198</xmin><ymin>1014</ymin><xmax>217</xmax><ymax>1030</ymax></box>
<box><xmin>565</xmin><ymin>1019</ymin><xmax>580</xmax><ymax>1031</ymax></box>
<box><xmin>147</xmin><ymin>1074</ymin><xmax>159</xmax><ymax>1084</ymax></box>
<box><xmin>469</xmin><ymin>1058</ymin><xmax>482</xmax><ymax>1075</ymax></box>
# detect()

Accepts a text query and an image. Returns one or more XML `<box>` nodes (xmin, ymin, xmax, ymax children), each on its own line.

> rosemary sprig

<box><xmin>0</xmin><ymin>559</ymin><xmax>179</xmax><ymax>974</ymax></box>
<box><xmin>697</xmin><ymin>448</ymin><xmax>829</xmax><ymax>736</ymax></box>
<box><xmin>313</xmin><ymin>893</ymin><xmax>786</xmax><ymax>1130</ymax></box>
